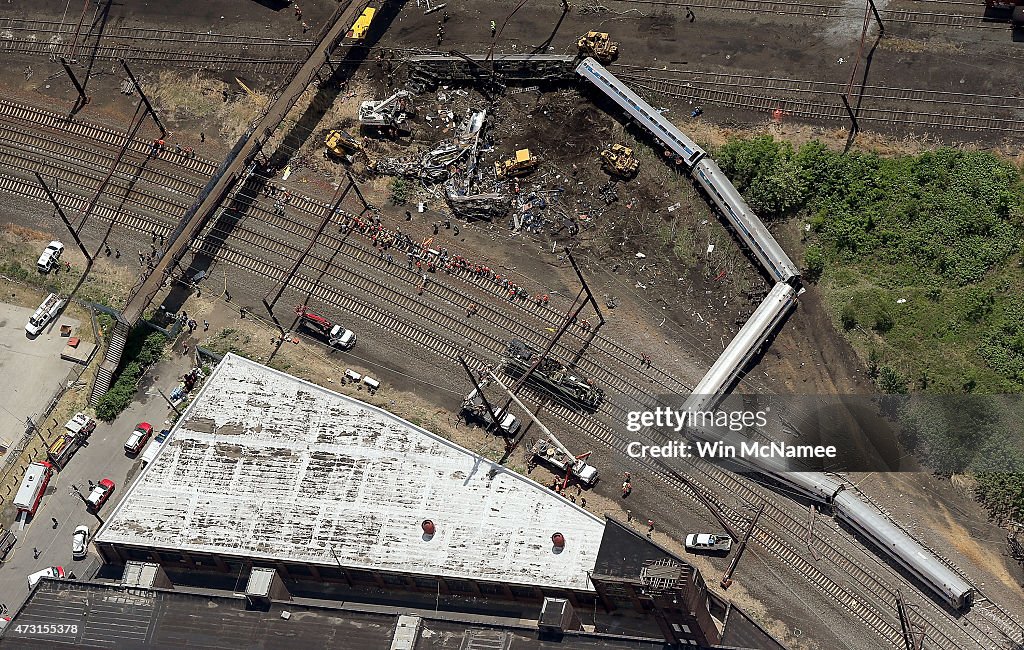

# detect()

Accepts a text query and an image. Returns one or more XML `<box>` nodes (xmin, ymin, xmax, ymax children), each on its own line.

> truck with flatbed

<box><xmin>25</xmin><ymin>293</ymin><xmax>66</xmax><ymax>336</ymax></box>
<box><xmin>461</xmin><ymin>385</ymin><xmax>521</xmax><ymax>436</ymax></box>
<box><xmin>47</xmin><ymin>412</ymin><xmax>96</xmax><ymax>469</ymax></box>
<box><xmin>530</xmin><ymin>438</ymin><xmax>599</xmax><ymax>487</ymax></box>
<box><xmin>296</xmin><ymin>305</ymin><xmax>356</xmax><ymax>349</ymax></box>
<box><xmin>504</xmin><ymin>340</ymin><xmax>602</xmax><ymax>410</ymax></box>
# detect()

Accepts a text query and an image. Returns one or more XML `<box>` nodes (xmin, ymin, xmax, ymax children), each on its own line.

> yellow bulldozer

<box><xmin>495</xmin><ymin>149</ymin><xmax>539</xmax><ymax>180</ymax></box>
<box><xmin>324</xmin><ymin>130</ymin><xmax>363</xmax><ymax>160</ymax></box>
<box><xmin>577</xmin><ymin>31</ymin><xmax>619</xmax><ymax>64</ymax></box>
<box><xmin>600</xmin><ymin>144</ymin><xmax>639</xmax><ymax>177</ymax></box>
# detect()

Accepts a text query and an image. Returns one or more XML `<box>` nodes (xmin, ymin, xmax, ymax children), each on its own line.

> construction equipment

<box><xmin>985</xmin><ymin>0</ymin><xmax>1024</xmax><ymax>27</ymax></box>
<box><xmin>576</xmin><ymin>31</ymin><xmax>619</xmax><ymax>64</ymax></box>
<box><xmin>504</xmin><ymin>340</ymin><xmax>603</xmax><ymax>410</ymax></box>
<box><xmin>461</xmin><ymin>384</ymin><xmax>522</xmax><ymax>436</ymax></box>
<box><xmin>347</xmin><ymin>6</ymin><xmax>377</xmax><ymax>40</ymax></box>
<box><xmin>358</xmin><ymin>90</ymin><xmax>415</xmax><ymax>130</ymax></box>
<box><xmin>295</xmin><ymin>305</ymin><xmax>356</xmax><ymax>349</ymax></box>
<box><xmin>324</xmin><ymin>129</ymin><xmax>363</xmax><ymax>160</ymax></box>
<box><xmin>600</xmin><ymin>143</ymin><xmax>639</xmax><ymax>177</ymax></box>
<box><xmin>494</xmin><ymin>149</ymin><xmax>539</xmax><ymax>180</ymax></box>
<box><xmin>488</xmin><ymin>372</ymin><xmax>599</xmax><ymax>487</ymax></box>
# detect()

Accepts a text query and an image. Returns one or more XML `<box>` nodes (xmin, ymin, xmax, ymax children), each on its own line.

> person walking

<box><xmin>490</xmin><ymin>20</ymin><xmax>496</xmax><ymax>37</ymax></box>
<box><xmin>203</xmin><ymin>320</ymin><xmax>209</xmax><ymax>331</ymax></box>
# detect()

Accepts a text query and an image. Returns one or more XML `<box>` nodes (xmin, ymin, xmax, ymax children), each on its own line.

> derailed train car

<box><xmin>575</xmin><ymin>56</ymin><xmax>975</xmax><ymax>611</ymax></box>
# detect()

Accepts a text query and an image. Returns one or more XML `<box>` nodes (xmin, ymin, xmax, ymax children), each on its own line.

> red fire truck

<box><xmin>14</xmin><ymin>461</ymin><xmax>53</xmax><ymax>516</ymax></box>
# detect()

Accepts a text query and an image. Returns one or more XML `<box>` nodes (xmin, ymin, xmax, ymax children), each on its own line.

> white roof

<box><xmin>97</xmin><ymin>354</ymin><xmax>605</xmax><ymax>591</ymax></box>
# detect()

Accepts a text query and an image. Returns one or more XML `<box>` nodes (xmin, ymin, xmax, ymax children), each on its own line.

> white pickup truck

<box><xmin>685</xmin><ymin>533</ymin><xmax>733</xmax><ymax>553</ymax></box>
<box><xmin>25</xmin><ymin>293</ymin><xmax>66</xmax><ymax>336</ymax></box>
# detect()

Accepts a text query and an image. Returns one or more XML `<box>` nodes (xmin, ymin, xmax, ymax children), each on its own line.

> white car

<box><xmin>72</xmin><ymin>525</ymin><xmax>89</xmax><ymax>560</ymax></box>
<box><xmin>685</xmin><ymin>533</ymin><xmax>733</xmax><ymax>553</ymax></box>
<box><xmin>36</xmin><ymin>241</ymin><xmax>65</xmax><ymax>273</ymax></box>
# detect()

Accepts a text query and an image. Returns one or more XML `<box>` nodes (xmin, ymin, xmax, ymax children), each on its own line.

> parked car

<box><xmin>684</xmin><ymin>533</ymin><xmax>733</xmax><ymax>553</ymax></box>
<box><xmin>36</xmin><ymin>241</ymin><xmax>64</xmax><ymax>273</ymax></box>
<box><xmin>124</xmin><ymin>422</ymin><xmax>154</xmax><ymax>455</ymax></box>
<box><xmin>72</xmin><ymin>525</ymin><xmax>89</xmax><ymax>560</ymax></box>
<box><xmin>85</xmin><ymin>478</ymin><xmax>115</xmax><ymax>511</ymax></box>
<box><xmin>27</xmin><ymin>565</ymin><xmax>65</xmax><ymax>590</ymax></box>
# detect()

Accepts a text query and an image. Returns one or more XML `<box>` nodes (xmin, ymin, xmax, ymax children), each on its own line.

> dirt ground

<box><xmin>1</xmin><ymin>0</ymin><xmax>1022</xmax><ymax>647</ymax></box>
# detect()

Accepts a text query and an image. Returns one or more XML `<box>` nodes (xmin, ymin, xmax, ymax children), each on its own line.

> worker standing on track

<box><xmin>490</xmin><ymin>20</ymin><xmax>496</xmax><ymax>37</ymax></box>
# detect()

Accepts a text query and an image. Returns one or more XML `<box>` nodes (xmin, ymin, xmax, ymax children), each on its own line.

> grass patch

<box><xmin>718</xmin><ymin>135</ymin><xmax>1024</xmax><ymax>522</ymax></box>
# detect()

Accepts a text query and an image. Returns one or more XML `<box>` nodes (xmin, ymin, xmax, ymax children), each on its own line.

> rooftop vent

<box><xmin>551</xmin><ymin>532</ymin><xmax>565</xmax><ymax>552</ymax></box>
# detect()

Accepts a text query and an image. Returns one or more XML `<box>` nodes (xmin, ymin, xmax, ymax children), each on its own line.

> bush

<box><xmin>877</xmin><ymin>366</ymin><xmax>908</xmax><ymax>393</ymax></box>
<box><xmin>840</xmin><ymin>303</ymin><xmax>857</xmax><ymax>331</ymax></box>
<box><xmin>389</xmin><ymin>178</ymin><xmax>408</xmax><ymax>206</ymax></box>
<box><xmin>872</xmin><ymin>303</ymin><xmax>895</xmax><ymax>334</ymax></box>
<box><xmin>804</xmin><ymin>246</ymin><xmax>825</xmax><ymax>282</ymax></box>
<box><xmin>95</xmin><ymin>330</ymin><xmax>167</xmax><ymax>422</ymax></box>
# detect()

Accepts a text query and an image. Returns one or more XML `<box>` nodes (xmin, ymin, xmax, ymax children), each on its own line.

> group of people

<box><xmin>150</xmin><ymin>139</ymin><xmax>196</xmax><ymax>159</ymax></box>
<box><xmin>339</xmin><ymin>213</ymin><xmax>554</xmax><ymax>308</ymax></box>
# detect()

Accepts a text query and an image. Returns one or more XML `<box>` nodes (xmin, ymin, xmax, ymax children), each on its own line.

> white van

<box><xmin>27</xmin><ymin>565</ymin><xmax>65</xmax><ymax>590</ymax></box>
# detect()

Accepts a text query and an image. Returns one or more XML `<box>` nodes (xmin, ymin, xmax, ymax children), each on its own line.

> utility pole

<box><xmin>60</xmin><ymin>57</ymin><xmax>91</xmax><ymax>116</ymax></box>
<box><xmin>34</xmin><ymin>172</ymin><xmax>93</xmax><ymax>267</ymax></box>
<box><xmin>156</xmin><ymin>388</ymin><xmax>181</xmax><ymax>416</ymax></box>
<box><xmin>267</xmin><ymin>180</ymin><xmax>346</xmax><ymax>310</ymax></box>
<box><xmin>720</xmin><ymin>504</ymin><xmax>764</xmax><ymax>589</ymax></box>
<box><xmin>566</xmin><ymin>250</ymin><xmax>605</xmax><ymax>366</ymax></box>
<box><xmin>806</xmin><ymin>504</ymin><xmax>821</xmax><ymax>561</ymax></box>
<box><xmin>120</xmin><ymin>59</ymin><xmax>166</xmax><ymax>137</ymax></box>
<box><xmin>896</xmin><ymin>591</ymin><xmax>915</xmax><ymax>650</ymax></box>
<box><xmin>458</xmin><ymin>356</ymin><xmax>503</xmax><ymax>437</ymax></box>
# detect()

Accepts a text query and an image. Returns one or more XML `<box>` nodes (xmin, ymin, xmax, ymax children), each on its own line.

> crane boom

<box><xmin>488</xmin><ymin>372</ymin><xmax>574</xmax><ymax>458</ymax></box>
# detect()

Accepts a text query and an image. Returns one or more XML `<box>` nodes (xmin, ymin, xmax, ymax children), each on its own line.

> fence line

<box><xmin>0</xmin><ymin>293</ymin><xmax>106</xmax><ymax>507</ymax></box>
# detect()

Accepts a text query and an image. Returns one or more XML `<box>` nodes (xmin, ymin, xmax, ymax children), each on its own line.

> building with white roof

<box><xmin>94</xmin><ymin>354</ymin><xmax>725</xmax><ymax>646</ymax></box>
<box><xmin>96</xmin><ymin>354</ymin><xmax>603</xmax><ymax>591</ymax></box>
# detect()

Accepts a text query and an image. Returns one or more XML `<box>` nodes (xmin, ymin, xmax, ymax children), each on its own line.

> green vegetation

<box><xmin>389</xmin><ymin>178</ymin><xmax>409</xmax><ymax>206</ymax></box>
<box><xmin>95</xmin><ymin>330</ymin><xmax>167</xmax><ymax>422</ymax></box>
<box><xmin>717</xmin><ymin>136</ymin><xmax>1024</xmax><ymax>522</ymax></box>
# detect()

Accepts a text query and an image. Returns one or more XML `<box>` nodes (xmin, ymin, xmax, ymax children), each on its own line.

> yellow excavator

<box><xmin>495</xmin><ymin>149</ymin><xmax>539</xmax><ymax>180</ymax></box>
<box><xmin>577</xmin><ymin>32</ymin><xmax>619</xmax><ymax>64</ymax></box>
<box><xmin>600</xmin><ymin>144</ymin><xmax>639</xmax><ymax>177</ymax></box>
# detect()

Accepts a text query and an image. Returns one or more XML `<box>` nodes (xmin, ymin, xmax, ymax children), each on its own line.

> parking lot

<box><xmin>0</xmin><ymin>351</ymin><xmax>191</xmax><ymax>614</ymax></box>
<box><xmin>0</xmin><ymin>300</ymin><xmax>81</xmax><ymax>453</ymax></box>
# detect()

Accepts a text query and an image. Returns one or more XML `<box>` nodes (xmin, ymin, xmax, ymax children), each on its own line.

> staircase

<box><xmin>89</xmin><ymin>319</ymin><xmax>129</xmax><ymax>405</ymax></box>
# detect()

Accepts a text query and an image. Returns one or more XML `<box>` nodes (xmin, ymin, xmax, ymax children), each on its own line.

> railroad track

<box><xmin>612</xmin><ymin>70</ymin><xmax>1022</xmax><ymax>133</ymax></box>
<box><xmin>2</xmin><ymin>102</ymin><xmax>1021</xmax><ymax>649</ymax></box>
<box><xmin>0</xmin><ymin>17</ymin><xmax>310</xmax><ymax>72</ymax></box>
<box><xmin>598</xmin><ymin>0</ymin><xmax>1008</xmax><ymax>30</ymax></box>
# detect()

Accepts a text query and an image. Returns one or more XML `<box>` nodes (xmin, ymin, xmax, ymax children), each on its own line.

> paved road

<box><xmin>0</xmin><ymin>352</ymin><xmax>192</xmax><ymax>614</ymax></box>
<box><xmin>0</xmin><ymin>301</ymin><xmax>81</xmax><ymax>451</ymax></box>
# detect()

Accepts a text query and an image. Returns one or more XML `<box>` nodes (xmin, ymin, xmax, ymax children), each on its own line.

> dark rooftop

<box><xmin>720</xmin><ymin>605</ymin><xmax>788</xmax><ymax>650</ymax></box>
<box><xmin>592</xmin><ymin>517</ymin><xmax>688</xmax><ymax>583</ymax></box>
<box><xmin>0</xmin><ymin>580</ymin><xmax>674</xmax><ymax>650</ymax></box>
<box><xmin>2</xmin><ymin>580</ymin><xmax>396</xmax><ymax>650</ymax></box>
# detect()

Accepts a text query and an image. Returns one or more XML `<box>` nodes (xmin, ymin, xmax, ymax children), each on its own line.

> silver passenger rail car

<box><xmin>835</xmin><ymin>491</ymin><xmax>975</xmax><ymax>609</ymax></box>
<box><xmin>575</xmin><ymin>57</ymin><xmax>706</xmax><ymax>168</ymax></box>
<box><xmin>682</xmin><ymin>282</ymin><xmax>797</xmax><ymax>415</ymax></box>
<box><xmin>693</xmin><ymin>158</ymin><xmax>801</xmax><ymax>285</ymax></box>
